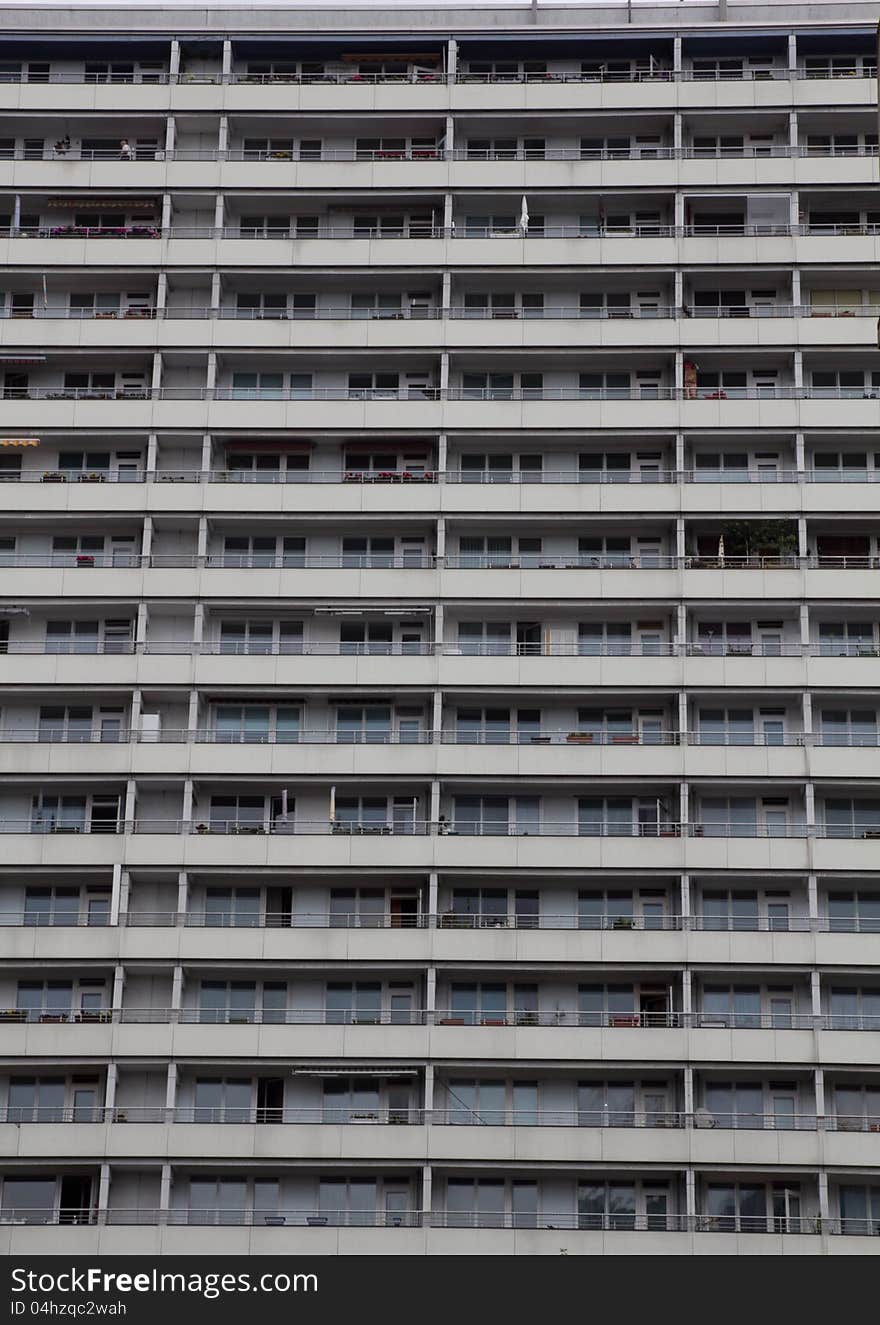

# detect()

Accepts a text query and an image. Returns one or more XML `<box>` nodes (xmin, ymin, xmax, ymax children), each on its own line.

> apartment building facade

<box><xmin>0</xmin><ymin>0</ymin><xmax>878</xmax><ymax>1254</ymax></box>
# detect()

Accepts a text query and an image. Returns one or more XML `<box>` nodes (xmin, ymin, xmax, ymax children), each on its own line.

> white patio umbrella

<box><xmin>520</xmin><ymin>195</ymin><xmax>529</xmax><ymax>234</ymax></box>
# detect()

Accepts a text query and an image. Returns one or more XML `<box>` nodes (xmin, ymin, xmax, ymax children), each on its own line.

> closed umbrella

<box><xmin>520</xmin><ymin>195</ymin><xmax>529</xmax><ymax>234</ymax></box>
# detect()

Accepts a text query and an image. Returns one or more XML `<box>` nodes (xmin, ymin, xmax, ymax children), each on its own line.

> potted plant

<box><xmin>566</xmin><ymin>732</ymin><xmax>593</xmax><ymax>744</ymax></box>
<box><xmin>612</xmin><ymin>917</ymin><xmax>634</xmax><ymax>930</ymax></box>
<box><xmin>41</xmin><ymin>471</ymin><xmax>66</xmax><ymax>482</ymax></box>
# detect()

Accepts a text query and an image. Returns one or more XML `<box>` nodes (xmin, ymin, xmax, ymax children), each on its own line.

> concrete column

<box><xmin>790</xmin><ymin>268</ymin><xmax>801</xmax><ymax>311</ymax></box>
<box><xmin>436</xmin><ymin>515</ymin><xmax>446</xmax><ymax>562</ymax></box>
<box><xmin>112</xmin><ymin>964</ymin><xmax>125</xmax><ymax>1012</ymax></box>
<box><xmin>98</xmin><ymin>1163</ymin><xmax>111</xmax><ymax>1217</ymax></box>
<box><xmin>675</xmin><ymin>514</ymin><xmax>686</xmax><ymax>560</ymax></box>
<box><xmin>429</xmin><ymin>778</ymin><xmax>441</xmax><ymax>826</ymax></box>
<box><xmin>681</xmin><ymin>968</ymin><xmax>692</xmax><ymax>1017</ymax></box>
<box><xmin>110</xmin><ymin>863</ymin><xmax>123</xmax><ymax>925</ymax></box>
<box><xmin>187</xmin><ymin>689</ymin><xmax>199</xmax><ymax>736</ymax></box>
<box><xmin>104</xmin><ymin>1063</ymin><xmax>117</xmax><ymax>1114</ymax></box>
<box><xmin>427</xmin><ymin>870</ymin><xmax>438</xmax><ymax>921</ymax></box>
<box><xmin>443</xmin><ymin>192</ymin><xmax>453</xmax><ymax>235</ymax></box>
<box><xmin>673</xmin><ymin>270</ymin><xmax>684</xmax><ymax>314</ymax></box>
<box><xmin>787</xmin><ymin>33</ymin><xmax>797</xmax><ymax>74</ymax></box>
<box><xmin>165</xmin><ymin>1062</ymin><xmax>178</xmax><ymax>1114</ymax></box>
<box><xmin>797</xmin><ymin>515</ymin><xmax>807</xmax><ymax>558</ymax></box>
<box><xmin>680</xmin><ymin>874</ymin><xmax>690</xmax><ymax>925</ymax></box>
<box><xmin>804</xmin><ymin>780</ymin><xmax>815</xmax><ymax>831</ymax></box>
<box><xmin>446</xmin><ymin>38</ymin><xmax>457</xmax><ymax>84</ymax></box>
<box><xmin>124</xmin><ymin>778</ymin><xmax>137</xmax><ymax>827</ymax></box>
<box><xmin>794</xmin><ymin>430</ymin><xmax>805</xmax><ymax>472</ymax></box>
<box><xmin>674</xmin><ymin>348</ymin><xmax>684</xmax><ymax>394</ymax></box>
<box><xmin>813</xmin><ymin>1066</ymin><xmax>825</xmax><ymax>1122</ymax></box>
<box><xmin>156</xmin><ymin>273</ymin><xmax>167</xmax><ymax>314</ymax></box>
<box><xmin>801</xmin><ymin>691</ymin><xmax>813</xmax><ymax>742</ymax></box>
<box><xmin>439</xmin><ymin>351</ymin><xmax>449</xmax><ymax>394</ymax></box>
<box><xmin>676</xmin><ymin>602</ymin><xmax>687</xmax><ymax>649</ymax></box>
<box><xmin>793</xmin><ymin>348</ymin><xmax>803</xmax><ymax>391</ymax></box>
<box><xmin>171</xmin><ymin>965</ymin><xmax>184</xmax><ymax>1012</ymax></box>
<box><xmin>206</xmin><ymin>351</ymin><xmax>217</xmax><ymax>395</ymax></box>
<box><xmin>222</xmin><ymin>39</ymin><xmax>232</xmax><ymax>80</ymax></box>
<box><xmin>141</xmin><ymin>515</ymin><xmax>153</xmax><ymax>560</ymax></box>
<box><xmin>788</xmin><ymin>110</ymin><xmax>798</xmax><ymax>151</ymax></box>
<box><xmin>674</xmin><ymin>191</ymin><xmax>684</xmax><ymax>230</ymax></box>
<box><xmin>210</xmin><ymin>272</ymin><xmax>221</xmax><ymax>313</ymax></box>
<box><xmin>799</xmin><ymin>603</ymin><xmax>810</xmax><ymax>649</ymax></box>
<box><xmin>181</xmin><ymin>779</ymin><xmax>194</xmax><ymax>829</ymax></box>
<box><xmin>159</xmin><ymin>1163</ymin><xmax>172</xmax><ymax>1214</ymax></box>
<box><xmin>136</xmin><ymin>602</ymin><xmax>149</xmax><ymax>649</ymax></box>
<box><xmin>441</xmin><ymin>271</ymin><xmax>451</xmax><ymax>312</ymax></box>
<box><xmin>807</xmin><ymin>874</ymin><xmax>818</xmax><ymax>922</ymax></box>
<box><xmin>672</xmin><ymin>35</ymin><xmax>682</xmax><ymax>75</ymax></box>
<box><xmin>177</xmin><ymin>871</ymin><xmax>189</xmax><ymax>920</ymax></box>
<box><xmin>201</xmin><ymin>433</ymin><xmax>213</xmax><ymax>474</ymax></box>
<box><xmin>432</xmin><ymin>690</ymin><xmax>443</xmax><ymax>738</ymax></box>
<box><xmin>444</xmin><ymin>114</ymin><xmax>454</xmax><ymax>157</ymax></box>
<box><xmin>119</xmin><ymin>869</ymin><xmax>130</xmax><ymax>919</ymax></box>
<box><xmin>164</xmin><ymin>115</ymin><xmax>175</xmax><ymax>156</ymax></box>
<box><xmin>193</xmin><ymin>602</ymin><xmax>205</xmax><ymax>648</ymax></box>
<box><xmin>12</xmin><ymin>195</ymin><xmax>20</xmax><ymax>229</ymax></box>
<box><xmin>169</xmin><ymin>39</ymin><xmax>181</xmax><ymax>82</ymax></box>
<box><xmin>678</xmin><ymin>691</ymin><xmax>688</xmax><ymax>743</ymax></box>
<box><xmin>214</xmin><ymin>194</ymin><xmax>224</xmax><ymax>232</ymax></box>
<box><xmin>146</xmin><ymin>432</ymin><xmax>158</xmax><ymax>475</ymax></box>
<box><xmin>790</xmin><ymin>190</ymin><xmax>800</xmax><ymax>228</ymax></box>
<box><xmin>218</xmin><ymin>115</ymin><xmax>228</xmax><ymax>156</ymax></box>
<box><xmin>197</xmin><ymin>514</ymin><xmax>208</xmax><ymax>560</ymax></box>
<box><xmin>434</xmin><ymin>603</ymin><xmax>444</xmax><ymax>649</ymax></box>
<box><xmin>424</xmin><ymin>1064</ymin><xmax>434</xmax><ymax>1118</ymax></box>
<box><xmin>130</xmin><ymin>689</ymin><xmax>142</xmax><ymax>738</ymax></box>
<box><xmin>437</xmin><ymin>433</ymin><xmax>448</xmax><ymax>474</ymax></box>
<box><xmin>817</xmin><ymin>1171</ymin><xmax>830</xmax><ymax>1225</ymax></box>
<box><xmin>673</xmin><ymin>112</ymin><xmax>682</xmax><ymax>154</ymax></box>
<box><xmin>161</xmin><ymin>193</ymin><xmax>171</xmax><ymax>231</ymax></box>
<box><xmin>679</xmin><ymin>781</ymin><xmax>689</xmax><ymax>829</ymax></box>
<box><xmin>682</xmin><ymin>1065</ymin><xmax>694</xmax><ymax>1119</ymax></box>
<box><xmin>422</xmin><ymin>1164</ymin><xmax>433</xmax><ymax>1225</ymax></box>
<box><xmin>150</xmin><ymin>351</ymin><xmax>162</xmax><ymax>394</ymax></box>
<box><xmin>426</xmin><ymin>966</ymin><xmax>437</xmax><ymax>1015</ymax></box>
<box><xmin>810</xmin><ymin>969</ymin><xmax>822</xmax><ymax>1019</ymax></box>
<box><xmin>685</xmin><ymin>1169</ymin><xmax>696</xmax><ymax>1223</ymax></box>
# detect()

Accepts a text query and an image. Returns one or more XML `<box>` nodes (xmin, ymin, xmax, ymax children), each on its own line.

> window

<box><xmin>203</xmin><ymin>888</ymin><xmax>261</xmax><ymax>927</ymax></box>
<box><xmin>193</xmin><ymin>1078</ymin><xmax>252</xmax><ymax>1123</ymax></box>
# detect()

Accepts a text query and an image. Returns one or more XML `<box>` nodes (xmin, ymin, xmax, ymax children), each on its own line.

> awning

<box><xmin>0</xmin><ymin>438</ymin><xmax>38</xmax><ymax>447</ymax></box>
<box><xmin>47</xmin><ymin>197</ymin><xmax>158</xmax><ymax>211</ymax></box>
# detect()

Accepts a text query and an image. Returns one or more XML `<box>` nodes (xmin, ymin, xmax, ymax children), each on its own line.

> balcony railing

<box><xmin>0</xmin><ymin>552</ymin><xmax>862</xmax><ymax>572</ymax></box>
<box><xmin>11</xmin><ymin>465</ymin><xmax>879</xmax><ymax>484</ymax></box>
<box><xmin>1</xmin><ymin>640</ymin><xmax>877</xmax><ymax>661</ymax></box>
<box><xmin>6</xmin><ymin>1106</ymin><xmax>869</xmax><ymax>1131</ymax></box>
<box><xmin>4</xmin><ymin>908</ymin><xmax>877</xmax><ymax>933</ymax></box>
<box><xmin>4</xmin><ymin>303</ymin><xmax>875</xmax><ymax>323</ymax></box>
<box><xmin>4</xmin><ymin>144</ymin><xmax>877</xmax><ymax>164</ymax></box>
<box><xmin>0</xmin><ymin>385</ymin><xmax>854</xmax><ymax>404</ymax></box>
<box><xmin>4</xmin><ymin>223</ymin><xmax>880</xmax><ymax>241</ymax></box>
<box><xmin>6</xmin><ymin>1207</ymin><xmax>878</xmax><ymax>1234</ymax></box>
<box><xmin>7</xmin><ymin>1005</ymin><xmax>880</xmax><ymax>1031</ymax></box>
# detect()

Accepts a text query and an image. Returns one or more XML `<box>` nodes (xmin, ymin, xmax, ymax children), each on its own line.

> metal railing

<box><xmin>5</xmin><ymin>1207</ymin><xmax>879</xmax><ymax>1234</ymax></box>
<box><xmin>7</xmin><ymin>1004</ymin><xmax>880</xmax><ymax>1031</ymax></box>
<box><xmin>3</xmin><ymin>303</ymin><xmax>876</xmax><ymax>323</ymax></box>
<box><xmin>13</xmin><ymin>465</ymin><xmax>880</xmax><ymax>484</ymax></box>
<box><xmin>6</xmin><ymin>909</ymin><xmax>880</xmax><ymax>934</ymax></box>
<box><xmin>0</xmin><ymin>552</ymin><xmax>863</xmax><ymax>571</ymax></box>
<box><xmin>2</xmin><ymin>640</ymin><xmax>878</xmax><ymax>660</ymax></box>
<box><xmin>4</xmin><ymin>223</ymin><xmax>880</xmax><ymax>242</ymax></box>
